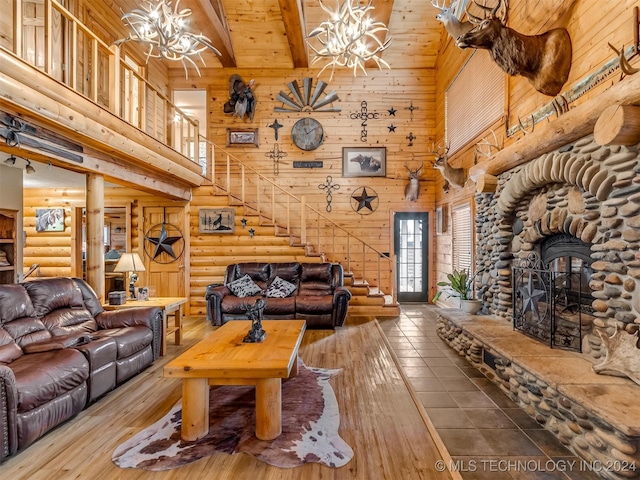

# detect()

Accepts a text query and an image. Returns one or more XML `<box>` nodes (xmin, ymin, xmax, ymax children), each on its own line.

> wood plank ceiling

<box><xmin>112</xmin><ymin>0</ymin><xmax>444</xmax><ymax>72</ymax></box>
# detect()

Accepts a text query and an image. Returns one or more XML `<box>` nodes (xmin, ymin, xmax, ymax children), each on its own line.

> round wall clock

<box><xmin>291</xmin><ymin>117</ymin><xmax>324</xmax><ymax>151</ymax></box>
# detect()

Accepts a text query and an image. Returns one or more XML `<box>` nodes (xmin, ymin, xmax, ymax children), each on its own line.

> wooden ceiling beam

<box><xmin>365</xmin><ymin>0</ymin><xmax>394</xmax><ymax>70</ymax></box>
<box><xmin>278</xmin><ymin>0</ymin><xmax>309</xmax><ymax>68</ymax></box>
<box><xmin>194</xmin><ymin>0</ymin><xmax>237</xmax><ymax>68</ymax></box>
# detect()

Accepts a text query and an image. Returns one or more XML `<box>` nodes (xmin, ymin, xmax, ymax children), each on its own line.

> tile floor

<box><xmin>378</xmin><ymin>304</ymin><xmax>604</xmax><ymax>480</ymax></box>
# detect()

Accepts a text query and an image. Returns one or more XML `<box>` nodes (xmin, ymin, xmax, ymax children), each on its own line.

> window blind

<box><xmin>452</xmin><ymin>203</ymin><xmax>472</xmax><ymax>272</ymax></box>
<box><xmin>445</xmin><ymin>50</ymin><xmax>505</xmax><ymax>155</ymax></box>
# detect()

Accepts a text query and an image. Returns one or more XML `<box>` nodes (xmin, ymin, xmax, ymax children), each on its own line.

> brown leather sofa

<box><xmin>205</xmin><ymin>262</ymin><xmax>351</xmax><ymax>329</ymax></box>
<box><xmin>0</xmin><ymin>277</ymin><xmax>162</xmax><ymax>461</ymax></box>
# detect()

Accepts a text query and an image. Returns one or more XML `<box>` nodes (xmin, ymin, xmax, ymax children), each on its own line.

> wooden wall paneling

<box><xmin>171</xmin><ymin>67</ymin><xmax>437</xmax><ymax>306</ymax></box>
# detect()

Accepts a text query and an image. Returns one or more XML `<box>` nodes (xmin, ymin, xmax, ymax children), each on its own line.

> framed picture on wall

<box><xmin>342</xmin><ymin>147</ymin><xmax>386</xmax><ymax>177</ymax></box>
<box><xmin>199</xmin><ymin>208</ymin><xmax>235</xmax><ymax>233</ymax></box>
<box><xmin>35</xmin><ymin>208</ymin><xmax>65</xmax><ymax>232</ymax></box>
<box><xmin>436</xmin><ymin>206</ymin><xmax>448</xmax><ymax>234</ymax></box>
<box><xmin>226</xmin><ymin>128</ymin><xmax>259</xmax><ymax>147</ymax></box>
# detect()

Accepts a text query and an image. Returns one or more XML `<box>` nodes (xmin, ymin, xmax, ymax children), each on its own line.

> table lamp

<box><xmin>113</xmin><ymin>252</ymin><xmax>146</xmax><ymax>299</ymax></box>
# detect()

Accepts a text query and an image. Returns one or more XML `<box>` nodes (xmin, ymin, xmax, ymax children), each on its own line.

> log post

<box><xmin>86</xmin><ymin>174</ymin><xmax>105</xmax><ymax>303</ymax></box>
<box><xmin>594</xmin><ymin>104</ymin><xmax>640</xmax><ymax>146</ymax></box>
<box><xmin>476</xmin><ymin>174</ymin><xmax>499</xmax><ymax>193</ymax></box>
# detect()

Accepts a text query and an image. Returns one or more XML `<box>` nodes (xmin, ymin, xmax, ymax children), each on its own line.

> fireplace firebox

<box><xmin>512</xmin><ymin>236</ymin><xmax>594</xmax><ymax>352</ymax></box>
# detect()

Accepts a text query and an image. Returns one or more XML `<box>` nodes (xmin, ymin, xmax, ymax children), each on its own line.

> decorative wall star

<box><xmin>351</xmin><ymin>186</ymin><xmax>378</xmax><ymax>214</ymax></box>
<box><xmin>388</xmin><ymin>107</ymin><xmax>397</xmax><ymax>116</ymax></box>
<box><xmin>241</xmin><ymin>218</ymin><xmax>247</xmax><ymax>228</ymax></box>
<box><xmin>248</xmin><ymin>228</ymin><xmax>255</xmax><ymax>238</ymax></box>
<box><xmin>388</xmin><ymin>124</ymin><xmax>396</xmax><ymax>133</ymax></box>
<box><xmin>145</xmin><ymin>223</ymin><xmax>183</xmax><ymax>261</ymax></box>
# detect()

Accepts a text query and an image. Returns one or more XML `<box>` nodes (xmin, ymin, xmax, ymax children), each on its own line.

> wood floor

<box><xmin>0</xmin><ymin>315</ymin><xmax>452</xmax><ymax>480</ymax></box>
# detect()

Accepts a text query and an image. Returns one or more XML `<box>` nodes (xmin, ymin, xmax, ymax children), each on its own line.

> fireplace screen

<box><xmin>512</xmin><ymin>251</ymin><xmax>591</xmax><ymax>351</ymax></box>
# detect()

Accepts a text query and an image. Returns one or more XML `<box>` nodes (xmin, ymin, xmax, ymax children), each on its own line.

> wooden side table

<box><xmin>103</xmin><ymin>297</ymin><xmax>188</xmax><ymax>356</ymax></box>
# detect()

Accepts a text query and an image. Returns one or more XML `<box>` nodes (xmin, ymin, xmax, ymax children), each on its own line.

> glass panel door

<box><xmin>394</xmin><ymin>212</ymin><xmax>429</xmax><ymax>302</ymax></box>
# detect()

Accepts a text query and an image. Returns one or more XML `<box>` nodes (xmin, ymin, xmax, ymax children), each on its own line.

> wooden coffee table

<box><xmin>164</xmin><ymin>320</ymin><xmax>306</xmax><ymax>441</ymax></box>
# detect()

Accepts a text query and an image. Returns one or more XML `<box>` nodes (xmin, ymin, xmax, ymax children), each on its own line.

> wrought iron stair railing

<box><xmin>205</xmin><ymin>138</ymin><xmax>397</xmax><ymax>303</ymax></box>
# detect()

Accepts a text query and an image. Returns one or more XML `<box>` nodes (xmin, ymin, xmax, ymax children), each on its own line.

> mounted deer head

<box><xmin>404</xmin><ymin>161</ymin><xmax>424</xmax><ymax>202</ymax></box>
<box><xmin>431</xmin><ymin>0</ymin><xmax>473</xmax><ymax>40</ymax></box>
<box><xmin>431</xmin><ymin>142</ymin><xmax>467</xmax><ymax>190</ymax></box>
<box><xmin>456</xmin><ymin>0</ymin><xmax>572</xmax><ymax>96</ymax></box>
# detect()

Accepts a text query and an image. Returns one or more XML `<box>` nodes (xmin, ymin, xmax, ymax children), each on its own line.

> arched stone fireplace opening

<box><xmin>475</xmin><ymin>135</ymin><xmax>640</xmax><ymax>368</ymax></box>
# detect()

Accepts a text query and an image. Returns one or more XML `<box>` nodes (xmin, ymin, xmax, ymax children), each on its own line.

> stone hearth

<box><xmin>436</xmin><ymin>308</ymin><xmax>640</xmax><ymax>480</ymax></box>
<box><xmin>474</xmin><ymin>134</ymin><xmax>640</xmax><ymax>375</ymax></box>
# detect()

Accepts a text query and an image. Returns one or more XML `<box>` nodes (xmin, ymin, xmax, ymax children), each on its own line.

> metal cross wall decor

<box><xmin>405</xmin><ymin>101</ymin><xmax>419</xmax><ymax>121</ymax></box>
<box><xmin>264</xmin><ymin>143</ymin><xmax>288</xmax><ymax>175</ymax></box>
<box><xmin>406</xmin><ymin>132</ymin><xmax>416</xmax><ymax>146</ymax></box>
<box><xmin>268</xmin><ymin>119</ymin><xmax>283</xmax><ymax>140</ymax></box>
<box><xmin>350</xmin><ymin>101</ymin><xmax>379</xmax><ymax>142</ymax></box>
<box><xmin>318</xmin><ymin>175</ymin><xmax>340</xmax><ymax>212</ymax></box>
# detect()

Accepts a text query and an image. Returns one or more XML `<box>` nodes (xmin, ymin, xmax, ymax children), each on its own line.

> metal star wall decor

<box><xmin>144</xmin><ymin>222</ymin><xmax>184</xmax><ymax>264</ymax></box>
<box><xmin>318</xmin><ymin>175</ymin><xmax>340</xmax><ymax>212</ymax></box>
<box><xmin>388</xmin><ymin>107</ymin><xmax>397</xmax><ymax>116</ymax></box>
<box><xmin>265</xmin><ymin>143</ymin><xmax>288</xmax><ymax>175</ymax></box>
<box><xmin>351</xmin><ymin>186</ymin><xmax>378</xmax><ymax>214</ymax></box>
<box><xmin>388</xmin><ymin>124</ymin><xmax>396</xmax><ymax>133</ymax></box>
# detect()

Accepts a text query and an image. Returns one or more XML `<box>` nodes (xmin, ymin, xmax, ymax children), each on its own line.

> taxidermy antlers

<box><xmin>431</xmin><ymin>142</ymin><xmax>467</xmax><ymax>190</ymax></box>
<box><xmin>456</xmin><ymin>0</ymin><xmax>572</xmax><ymax>96</ymax></box>
<box><xmin>431</xmin><ymin>0</ymin><xmax>473</xmax><ymax>40</ymax></box>
<box><xmin>474</xmin><ymin>130</ymin><xmax>503</xmax><ymax>162</ymax></box>
<box><xmin>404</xmin><ymin>162</ymin><xmax>424</xmax><ymax>202</ymax></box>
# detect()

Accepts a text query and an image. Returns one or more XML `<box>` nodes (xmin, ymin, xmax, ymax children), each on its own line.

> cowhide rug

<box><xmin>112</xmin><ymin>361</ymin><xmax>353</xmax><ymax>470</ymax></box>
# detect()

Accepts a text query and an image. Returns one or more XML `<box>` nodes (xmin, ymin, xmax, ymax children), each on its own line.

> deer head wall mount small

<box><xmin>430</xmin><ymin>142</ymin><xmax>467</xmax><ymax>190</ymax></box>
<box><xmin>404</xmin><ymin>162</ymin><xmax>424</xmax><ymax>202</ymax></box>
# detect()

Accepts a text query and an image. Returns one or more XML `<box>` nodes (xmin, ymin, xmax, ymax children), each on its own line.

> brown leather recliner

<box><xmin>0</xmin><ymin>277</ymin><xmax>162</xmax><ymax>461</ymax></box>
<box><xmin>205</xmin><ymin>262</ymin><xmax>351</xmax><ymax>329</ymax></box>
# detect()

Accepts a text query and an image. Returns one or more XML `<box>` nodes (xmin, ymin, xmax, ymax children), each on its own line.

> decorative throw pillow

<box><xmin>264</xmin><ymin>276</ymin><xmax>297</xmax><ymax>298</ymax></box>
<box><xmin>227</xmin><ymin>274</ymin><xmax>262</xmax><ymax>298</ymax></box>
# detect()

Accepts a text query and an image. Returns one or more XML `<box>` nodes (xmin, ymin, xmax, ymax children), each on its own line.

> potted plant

<box><xmin>432</xmin><ymin>268</ymin><xmax>483</xmax><ymax>314</ymax></box>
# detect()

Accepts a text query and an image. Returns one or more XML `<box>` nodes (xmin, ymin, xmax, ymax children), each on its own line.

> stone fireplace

<box><xmin>475</xmin><ymin>134</ymin><xmax>640</xmax><ymax>369</ymax></box>
<box><xmin>436</xmin><ymin>134</ymin><xmax>640</xmax><ymax>477</ymax></box>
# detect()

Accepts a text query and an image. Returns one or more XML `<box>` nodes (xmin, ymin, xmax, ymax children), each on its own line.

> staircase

<box><xmin>202</xmin><ymin>147</ymin><xmax>400</xmax><ymax>318</ymax></box>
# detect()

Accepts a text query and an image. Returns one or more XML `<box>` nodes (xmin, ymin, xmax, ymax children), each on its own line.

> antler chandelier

<box><xmin>115</xmin><ymin>0</ymin><xmax>220</xmax><ymax>77</ymax></box>
<box><xmin>307</xmin><ymin>0</ymin><xmax>392</xmax><ymax>80</ymax></box>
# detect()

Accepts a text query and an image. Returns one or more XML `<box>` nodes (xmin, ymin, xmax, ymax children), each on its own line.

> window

<box><xmin>445</xmin><ymin>50</ymin><xmax>505</xmax><ymax>155</ymax></box>
<box><xmin>452</xmin><ymin>203</ymin><xmax>472</xmax><ymax>272</ymax></box>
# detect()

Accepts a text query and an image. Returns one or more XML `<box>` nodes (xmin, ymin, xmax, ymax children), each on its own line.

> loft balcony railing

<box><xmin>2</xmin><ymin>0</ymin><xmax>202</xmax><ymax>171</ymax></box>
